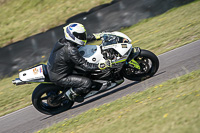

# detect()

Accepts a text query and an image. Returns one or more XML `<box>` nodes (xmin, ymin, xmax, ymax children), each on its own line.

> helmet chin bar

<box><xmin>75</xmin><ymin>38</ymin><xmax>86</xmax><ymax>46</ymax></box>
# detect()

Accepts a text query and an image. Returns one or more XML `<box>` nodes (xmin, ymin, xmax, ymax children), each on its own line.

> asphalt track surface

<box><xmin>0</xmin><ymin>40</ymin><xmax>200</xmax><ymax>133</ymax></box>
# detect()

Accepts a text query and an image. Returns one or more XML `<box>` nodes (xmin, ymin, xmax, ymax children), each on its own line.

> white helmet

<box><xmin>63</xmin><ymin>23</ymin><xmax>87</xmax><ymax>46</ymax></box>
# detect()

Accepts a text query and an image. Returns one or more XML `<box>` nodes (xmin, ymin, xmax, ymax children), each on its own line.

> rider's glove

<box><xmin>93</xmin><ymin>33</ymin><xmax>102</xmax><ymax>40</ymax></box>
<box><xmin>98</xmin><ymin>59</ymin><xmax>112</xmax><ymax>70</ymax></box>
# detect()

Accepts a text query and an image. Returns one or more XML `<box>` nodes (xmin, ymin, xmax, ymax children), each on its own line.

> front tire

<box><xmin>32</xmin><ymin>84</ymin><xmax>74</xmax><ymax>115</ymax></box>
<box><xmin>121</xmin><ymin>49</ymin><xmax>159</xmax><ymax>81</ymax></box>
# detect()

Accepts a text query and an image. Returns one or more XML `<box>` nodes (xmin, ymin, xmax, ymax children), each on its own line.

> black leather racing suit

<box><xmin>47</xmin><ymin>37</ymin><xmax>98</xmax><ymax>95</ymax></box>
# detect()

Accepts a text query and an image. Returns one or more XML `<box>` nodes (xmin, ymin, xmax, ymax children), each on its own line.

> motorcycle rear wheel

<box><xmin>32</xmin><ymin>84</ymin><xmax>74</xmax><ymax>115</ymax></box>
<box><xmin>121</xmin><ymin>49</ymin><xmax>159</xmax><ymax>81</ymax></box>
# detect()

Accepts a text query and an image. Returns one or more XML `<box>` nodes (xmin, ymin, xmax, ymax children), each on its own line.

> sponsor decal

<box><xmin>39</xmin><ymin>66</ymin><xmax>43</xmax><ymax>73</ymax></box>
<box><xmin>33</xmin><ymin>68</ymin><xmax>39</xmax><ymax>75</ymax></box>
<box><xmin>121</xmin><ymin>44</ymin><xmax>127</xmax><ymax>48</ymax></box>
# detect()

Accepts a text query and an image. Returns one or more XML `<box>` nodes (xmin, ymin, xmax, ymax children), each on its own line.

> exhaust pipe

<box><xmin>12</xmin><ymin>78</ymin><xmax>27</xmax><ymax>85</ymax></box>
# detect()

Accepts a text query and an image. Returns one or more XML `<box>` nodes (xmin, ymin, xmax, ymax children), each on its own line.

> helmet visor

<box><xmin>73</xmin><ymin>32</ymin><xmax>87</xmax><ymax>40</ymax></box>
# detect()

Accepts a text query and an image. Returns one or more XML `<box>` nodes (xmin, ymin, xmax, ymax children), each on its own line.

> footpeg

<box><xmin>65</xmin><ymin>88</ymin><xmax>84</xmax><ymax>103</ymax></box>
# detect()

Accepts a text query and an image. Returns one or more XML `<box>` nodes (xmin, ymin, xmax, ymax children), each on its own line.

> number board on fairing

<box><xmin>121</xmin><ymin>44</ymin><xmax>127</xmax><ymax>48</ymax></box>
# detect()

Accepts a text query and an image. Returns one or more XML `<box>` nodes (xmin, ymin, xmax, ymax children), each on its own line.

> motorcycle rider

<box><xmin>47</xmin><ymin>23</ymin><xmax>111</xmax><ymax>103</ymax></box>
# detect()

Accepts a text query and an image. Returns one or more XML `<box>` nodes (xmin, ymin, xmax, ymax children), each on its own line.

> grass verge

<box><xmin>36</xmin><ymin>69</ymin><xmax>200</xmax><ymax>133</ymax></box>
<box><xmin>0</xmin><ymin>0</ymin><xmax>112</xmax><ymax>47</ymax></box>
<box><xmin>0</xmin><ymin>0</ymin><xmax>200</xmax><ymax>117</ymax></box>
<box><xmin>0</xmin><ymin>74</ymin><xmax>38</xmax><ymax>116</ymax></box>
<box><xmin>92</xmin><ymin>0</ymin><xmax>200</xmax><ymax>55</ymax></box>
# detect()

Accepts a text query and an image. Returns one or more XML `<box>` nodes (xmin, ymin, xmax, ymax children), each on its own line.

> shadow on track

<box><xmin>40</xmin><ymin>71</ymin><xmax>165</xmax><ymax>120</ymax></box>
<box><xmin>71</xmin><ymin>81</ymin><xmax>139</xmax><ymax>109</ymax></box>
<box><xmin>153</xmin><ymin>71</ymin><xmax>166</xmax><ymax>77</ymax></box>
<box><xmin>71</xmin><ymin>71</ymin><xmax>166</xmax><ymax>109</ymax></box>
<box><xmin>40</xmin><ymin>81</ymin><xmax>140</xmax><ymax>120</ymax></box>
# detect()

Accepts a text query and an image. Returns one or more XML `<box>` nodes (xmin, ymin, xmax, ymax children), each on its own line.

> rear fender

<box><xmin>19</xmin><ymin>65</ymin><xmax>45</xmax><ymax>82</ymax></box>
<box><xmin>12</xmin><ymin>64</ymin><xmax>52</xmax><ymax>85</ymax></box>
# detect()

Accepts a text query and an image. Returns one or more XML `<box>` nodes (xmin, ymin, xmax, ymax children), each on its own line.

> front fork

<box><xmin>126</xmin><ymin>47</ymin><xmax>141</xmax><ymax>70</ymax></box>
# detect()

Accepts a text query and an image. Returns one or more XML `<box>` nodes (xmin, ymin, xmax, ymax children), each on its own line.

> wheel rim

<box><xmin>38</xmin><ymin>90</ymin><xmax>70</xmax><ymax>110</ymax></box>
<box><xmin>125</xmin><ymin>56</ymin><xmax>152</xmax><ymax>75</ymax></box>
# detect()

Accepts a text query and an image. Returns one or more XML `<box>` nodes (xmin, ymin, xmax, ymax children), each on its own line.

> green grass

<box><xmin>36</xmin><ymin>69</ymin><xmax>200</xmax><ymax>133</ymax></box>
<box><xmin>92</xmin><ymin>0</ymin><xmax>200</xmax><ymax>55</ymax></box>
<box><xmin>122</xmin><ymin>0</ymin><xmax>200</xmax><ymax>55</ymax></box>
<box><xmin>0</xmin><ymin>74</ymin><xmax>38</xmax><ymax>116</ymax></box>
<box><xmin>1</xmin><ymin>0</ymin><xmax>200</xmax><ymax>117</ymax></box>
<box><xmin>1</xmin><ymin>0</ymin><xmax>200</xmax><ymax>49</ymax></box>
<box><xmin>0</xmin><ymin>0</ymin><xmax>112</xmax><ymax>47</ymax></box>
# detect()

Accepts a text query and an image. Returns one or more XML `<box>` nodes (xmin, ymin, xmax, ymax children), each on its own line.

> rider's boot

<box><xmin>65</xmin><ymin>88</ymin><xmax>84</xmax><ymax>103</ymax></box>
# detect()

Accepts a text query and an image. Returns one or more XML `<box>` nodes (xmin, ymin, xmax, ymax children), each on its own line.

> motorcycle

<box><xmin>12</xmin><ymin>31</ymin><xmax>159</xmax><ymax>115</ymax></box>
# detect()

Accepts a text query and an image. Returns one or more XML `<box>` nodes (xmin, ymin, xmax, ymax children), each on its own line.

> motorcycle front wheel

<box><xmin>121</xmin><ymin>49</ymin><xmax>159</xmax><ymax>81</ymax></box>
<box><xmin>32</xmin><ymin>84</ymin><xmax>74</xmax><ymax>115</ymax></box>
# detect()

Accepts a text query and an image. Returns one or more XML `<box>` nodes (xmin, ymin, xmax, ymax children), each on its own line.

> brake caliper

<box><xmin>129</xmin><ymin>59</ymin><xmax>140</xmax><ymax>70</ymax></box>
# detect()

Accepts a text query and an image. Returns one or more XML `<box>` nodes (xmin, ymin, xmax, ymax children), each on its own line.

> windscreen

<box><xmin>102</xmin><ymin>34</ymin><xmax>130</xmax><ymax>46</ymax></box>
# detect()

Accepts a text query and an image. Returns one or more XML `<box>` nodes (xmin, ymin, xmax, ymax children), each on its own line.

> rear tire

<box><xmin>32</xmin><ymin>84</ymin><xmax>74</xmax><ymax>115</ymax></box>
<box><xmin>121</xmin><ymin>49</ymin><xmax>159</xmax><ymax>81</ymax></box>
